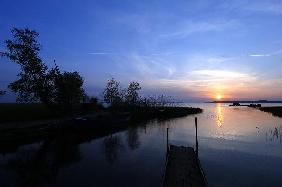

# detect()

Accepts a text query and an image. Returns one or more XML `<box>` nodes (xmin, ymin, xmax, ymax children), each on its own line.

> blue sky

<box><xmin>1</xmin><ymin>0</ymin><xmax>282</xmax><ymax>101</ymax></box>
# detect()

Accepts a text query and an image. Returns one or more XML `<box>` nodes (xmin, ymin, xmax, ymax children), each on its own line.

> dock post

<box><xmin>166</xmin><ymin>128</ymin><xmax>169</xmax><ymax>154</ymax></box>
<box><xmin>195</xmin><ymin>117</ymin><xmax>198</xmax><ymax>158</ymax></box>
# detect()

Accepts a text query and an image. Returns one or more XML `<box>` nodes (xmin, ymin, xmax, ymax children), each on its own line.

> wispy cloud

<box><xmin>191</xmin><ymin>70</ymin><xmax>253</xmax><ymax>80</ymax></box>
<box><xmin>127</xmin><ymin>53</ymin><xmax>176</xmax><ymax>77</ymax></box>
<box><xmin>221</xmin><ymin>1</ymin><xmax>282</xmax><ymax>15</ymax></box>
<box><xmin>249</xmin><ymin>54</ymin><xmax>271</xmax><ymax>57</ymax></box>
<box><xmin>88</xmin><ymin>52</ymin><xmax>118</xmax><ymax>55</ymax></box>
<box><xmin>140</xmin><ymin>68</ymin><xmax>259</xmax><ymax>98</ymax></box>
<box><xmin>249</xmin><ymin>49</ymin><xmax>282</xmax><ymax>57</ymax></box>
<box><xmin>159</xmin><ymin>20</ymin><xmax>239</xmax><ymax>39</ymax></box>
<box><xmin>244</xmin><ymin>1</ymin><xmax>282</xmax><ymax>15</ymax></box>
<box><xmin>114</xmin><ymin>13</ymin><xmax>153</xmax><ymax>33</ymax></box>
<box><xmin>88</xmin><ymin>52</ymin><xmax>178</xmax><ymax>57</ymax></box>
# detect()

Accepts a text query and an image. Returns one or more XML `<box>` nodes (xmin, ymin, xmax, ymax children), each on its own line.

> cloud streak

<box><xmin>244</xmin><ymin>1</ymin><xmax>282</xmax><ymax>15</ymax></box>
<box><xmin>249</xmin><ymin>49</ymin><xmax>282</xmax><ymax>57</ymax></box>
<box><xmin>159</xmin><ymin>20</ymin><xmax>240</xmax><ymax>39</ymax></box>
<box><xmin>191</xmin><ymin>70</ymin><xmax>254</xmax><ymax>80</ymax></box>
<box><xmin>88</xmin><ymin>52</ymin><xmax>118</xmax><ymax>55</ymax></box>
<box><xmin>249</xmin><ymin>54</ymin><xmax>271</xmax><ymax>57</ymax></box>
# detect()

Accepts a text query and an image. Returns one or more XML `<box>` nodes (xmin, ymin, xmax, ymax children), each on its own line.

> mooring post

<box><xmin>195</xmin><ymin>117</ymin><xmax>199</xmax><ymax>158</ymax></box>
<box><xmin>166</xmin><ymin>127</ymin><xmax>169</xmax><ymax>154</ymax></box>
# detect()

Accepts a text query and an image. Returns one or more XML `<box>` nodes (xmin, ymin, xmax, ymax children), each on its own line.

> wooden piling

<box><xmin>195</xmin><ymin>117</ymin><xmax>198</xmax><ymax>158</ymax></box>
<box><xmin>166</xmin><ymin>127</ymin><xmax>169</xmax><ymax>153</ymax></box>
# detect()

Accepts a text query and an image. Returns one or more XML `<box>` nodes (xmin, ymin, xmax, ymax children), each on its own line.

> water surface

<box><xmin>1</xmin><ymin>103</ymin><xmax>282</xmax><ymax>187</ymax></box>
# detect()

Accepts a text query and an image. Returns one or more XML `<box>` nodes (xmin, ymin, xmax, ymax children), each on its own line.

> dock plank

<box><xmin>163</xmin><ymin>145</ymin><xmax>206</xmax><ymax>187</ymax></box>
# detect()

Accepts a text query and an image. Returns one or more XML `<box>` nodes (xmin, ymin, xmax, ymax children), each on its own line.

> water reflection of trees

<box><xmin>4</xmin><ymin>136</ymin><xmax>81</xmax><ymax>187</ymax></box>
<box><xmin>127</xmin><ymin>128</ymin><xmax>140</xmax><ymax>150</ymax></box>
<box><xmin>102</xmin><ymin>128</ymin><xmax>141</xmax><ymax>164</ymax></box>
<box><xmin>102</xmin><ymin>135</ymin><xmax>124</xmax><ymax>164</ymax></box>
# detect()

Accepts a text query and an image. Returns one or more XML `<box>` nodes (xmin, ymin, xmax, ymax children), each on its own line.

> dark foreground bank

<box><xmin>0</xmin><ymin>105</ymin><xmax>202</xmax><ymax>154</ymax></box>
<box><xmin>0</xmin><ymin>103</ymin><xmax>100</xmax><ymax>123</ymax></box>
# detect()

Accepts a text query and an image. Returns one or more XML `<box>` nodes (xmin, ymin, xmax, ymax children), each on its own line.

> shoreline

<box><xmin>259</xmin><ymin>106</ymin><xmax>282</xmax><ymax>117</ymax></box>
<box><xmin>0</xmin><ymin>106</ymin><xmax>202</xmax><ymax>154</ymax></box>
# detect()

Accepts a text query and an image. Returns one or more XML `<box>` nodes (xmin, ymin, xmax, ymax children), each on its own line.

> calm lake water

<box><xmin>1</xmin><ymin>103</ymin><xmax>282</xmax><ymax>187</ymax></box>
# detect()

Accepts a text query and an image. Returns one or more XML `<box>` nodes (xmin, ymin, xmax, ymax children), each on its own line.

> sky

<box><xmin>1</xmin><ymin>0</ymin><xmax>282</xmax><ymax>102</ymax></box>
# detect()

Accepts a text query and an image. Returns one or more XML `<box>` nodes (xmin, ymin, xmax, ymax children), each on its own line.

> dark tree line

<box><xmin>103</xmin><ymin>78</ymin><xmax>174</xmax><ymax>108</ymax></box>
<box><xmin>103</xmin><ymin>78</ymin><xmax>141</xmax><ymax>107</ymax></box>
<box><xmin>1</xmin><ymin>28</ymin><xmax>85</xmax><ymax>110</ymax></box>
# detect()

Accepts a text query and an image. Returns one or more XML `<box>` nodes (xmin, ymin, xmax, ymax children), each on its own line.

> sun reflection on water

<box><xmin>216</xmin><ymin>104</ymin><xmax>224</xmax><ymax>127</ymax></box>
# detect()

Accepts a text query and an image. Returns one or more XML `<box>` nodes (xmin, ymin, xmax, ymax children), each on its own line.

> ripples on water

<box><xmin>1</xmin><ymin>103</ymin><xmax>282</xmax><ymax>186</ymax></box>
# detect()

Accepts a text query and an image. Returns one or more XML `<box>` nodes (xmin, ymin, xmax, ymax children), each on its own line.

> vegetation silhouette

<box><xmin>266</xmin><ymin>125</ymin><xmax>282</xmax><ymax>142</ymax></box>
<box><xmin>103</xmin><ymin>78</ymin><xmax>123</xmax><ymax>107</ymax></box>
<box><xmin>126</xmin><ymin>81</ymin><xmax>141</xmax><ymax>106</ymax></box>
<box><xmin>0</xmin><ymin>90</ymin><xmax>5</xmax><ymax>97</ymax></box>
<box><xmin>260</xmin><ymin>106</ymin><xmax>282</xmax><ymax>117</ymax></box>
<box><xmin>102</xmin><ymin>78</ymin><xmax>202</xmax><ymax>121</ymax></box>
<box><xmin>1</xmin><ymin>28</ymin><xmax>85</xmax><ymax>112</ymax></box>
<box><xmin>0</xmin><ymin>28</ymin><xmax>202</xmax><ymax>122</ymax></box>
<box><xmin>103</xmin><ymin>78</ymin><xmax>174</xmax><ymax>109</ymax></box>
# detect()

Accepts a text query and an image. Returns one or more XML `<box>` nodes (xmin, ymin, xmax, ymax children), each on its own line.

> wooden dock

<box><xmin>162</xmin><ymin>118</ymin><xmax>207</xmax><ymax>187</ymax></box>
<box><xmin>163</xmin><ymin>145</ymin><xmax>207</xmax><ymax>187</ymax></box>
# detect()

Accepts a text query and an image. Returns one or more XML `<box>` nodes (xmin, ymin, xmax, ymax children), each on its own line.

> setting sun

<box><xmin>216</xmin><ymin>94</ymin><xmax>222</xmax><ymax>100</ymax></box>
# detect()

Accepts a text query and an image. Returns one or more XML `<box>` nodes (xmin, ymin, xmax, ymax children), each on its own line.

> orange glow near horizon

<box><xmin>216</xmin><ymin>94</ymin><xmax>222</xmax><ymax>100</ymax></box>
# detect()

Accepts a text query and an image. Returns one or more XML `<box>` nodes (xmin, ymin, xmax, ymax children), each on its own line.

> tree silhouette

<box><xmin>1</xmin><ymin>28</ymin><xmax>53</xmax><ymax>103</ymax></box>
<box><xmin>54</xmin><ymin>71</ymin><xmax>85</xmax><ymax>109</ymax></box>
<box><xmin>126</xmin><ymin>81</ymin><xmax>141</xmax><ymax>105</ymax></box>
<box><xmin>1</xmin><ymin>28</ymin><xmax>85</xmax><ymax>109</ymax></box>
<box><xmin>103</xmin><ymin>78</ymin><xmax>122</xmax><ymax>106</ymax></box>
